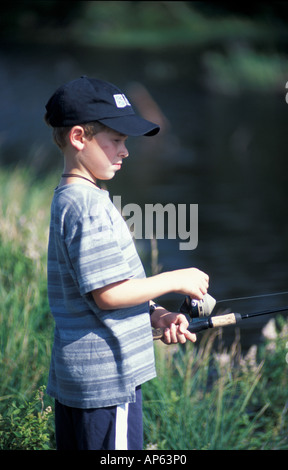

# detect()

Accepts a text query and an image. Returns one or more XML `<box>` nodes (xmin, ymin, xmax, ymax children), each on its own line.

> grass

<box><xmin>143</xmin><ymin>320</ymin><xmax>288</xmax><ymax>450</ymax></box>
<box><xmin>0</xmin><ymin>167</ymin><xmax>287</xmax><ymax>450</ymax></box>
<box><xmin>0</xmin><ymin>168</ymin><xmax>56</xmax><ymax>448</ymax></box>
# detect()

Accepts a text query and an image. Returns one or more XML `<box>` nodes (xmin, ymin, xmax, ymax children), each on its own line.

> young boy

<box><xmin>44</xmin><ymin>76</ymin><xmax>209</xmax><ymax>450</ymax></box>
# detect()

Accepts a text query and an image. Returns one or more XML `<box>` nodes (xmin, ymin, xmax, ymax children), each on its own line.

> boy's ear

<box><xmin>69</xmin><ymin>126</ymin><xmax>85</xmax><ymax>150</ymax></box>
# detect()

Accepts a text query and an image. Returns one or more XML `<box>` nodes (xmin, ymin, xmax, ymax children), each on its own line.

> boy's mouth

<box><xmin>113</xmin><ymin>163</ymin><xmax>122</xmax><ymax>169</ymax></box>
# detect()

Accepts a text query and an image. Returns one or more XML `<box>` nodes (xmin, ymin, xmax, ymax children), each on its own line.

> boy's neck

<box><xmin>61</xmin><ymin>173</ymin><xmax>99</xmax><ymax>188</ymax></box>
<box><xmin>60</xmin><ymin>150</ymin><xmax>98</xmax><ymax>188</ymax></box>
<box><xmin>60</xmin><ymin>160</ymin><xmax>98</xmax><ymax>188</ymax></box>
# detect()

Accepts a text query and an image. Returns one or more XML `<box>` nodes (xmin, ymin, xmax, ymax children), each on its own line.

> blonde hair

<box><xmin>44</xmin><ymin>116</ymin><xmax>107</xmax><ymax>149</ymax></box>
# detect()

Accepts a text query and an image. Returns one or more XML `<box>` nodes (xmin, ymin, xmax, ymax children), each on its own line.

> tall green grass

<box><xmin>0</xmin><ymin>168</ymin><xmax>56</xmax><ymax>448</ymax></box>
<box><xmin>0</xmin><ymin>168</ymin><xmax>287</xmax><ymax>450</ymax></box>
<box><xmin>0</xmin><ymin>169</ymin><xmax>54</xmax><ymax>399</ymax></box>
<box><xmin>143</xmin><ymin>327</ymin><xmax>288</xmax><ymax>450</ymax></box>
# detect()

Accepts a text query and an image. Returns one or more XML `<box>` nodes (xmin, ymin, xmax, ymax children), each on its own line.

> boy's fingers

<box><xmin>184</xmin><ymin>331</ymin><xmax>197</xmax><ymax>343</ymax></box>
<box><xmin>162</xmin><ymin>323</ymin><xmax>196</xmax><ymax>344</ymax></box>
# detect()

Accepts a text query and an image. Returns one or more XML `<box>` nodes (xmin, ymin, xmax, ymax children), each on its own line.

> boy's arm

<box><xmin>91</xmin><ymin>267</ymin><xmax>208</xmax><ymax>344</ymax></box>
<box><xmin>92</xmin><ymin>267</ymin><xmax>209</xmax><ymax>310</ymax></box>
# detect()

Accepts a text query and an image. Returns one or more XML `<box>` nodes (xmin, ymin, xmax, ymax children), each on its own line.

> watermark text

<box><xmin>113</xmin><ymin>196</ymin><xmax>198</xmax><ymax>251</ymax></box>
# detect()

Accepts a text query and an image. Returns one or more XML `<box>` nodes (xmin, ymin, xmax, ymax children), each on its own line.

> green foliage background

<box><xmin>0</xmin><ymin>169</ymin><xmax>287</xmax><ymax>450</ymax></box>
<box><xmin>1</xmin><ymin>2</ymin><xmax>288</xmax><ymax>450</ymax></box>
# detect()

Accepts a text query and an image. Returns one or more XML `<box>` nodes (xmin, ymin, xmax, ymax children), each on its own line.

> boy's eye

<box><xmin>111</xmin><ymin>133</ymin><xmax>128</xmax><ymax>144</ymax></box>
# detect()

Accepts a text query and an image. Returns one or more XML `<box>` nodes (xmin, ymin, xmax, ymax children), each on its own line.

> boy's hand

<box><xmin>150</xmin><ymin>307</ymin><xmax>196</xmax><ymax>344</ymax></box>
<box><xmin>173</xmin><ymin>267</ymin><xmax>209</xmax><ymax>300</ymax></box>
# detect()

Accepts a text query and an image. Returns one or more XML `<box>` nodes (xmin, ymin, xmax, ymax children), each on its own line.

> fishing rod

<box><xmin>152</xmin><ymin>293</ymin><xmax>288</xmax><ymax>341</ymax></box>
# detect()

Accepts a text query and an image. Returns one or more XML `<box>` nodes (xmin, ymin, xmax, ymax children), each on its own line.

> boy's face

<box><xmin>80</xmin><ymin>129</ymin><xmax>129</xmax><ymax>181</ymax></box>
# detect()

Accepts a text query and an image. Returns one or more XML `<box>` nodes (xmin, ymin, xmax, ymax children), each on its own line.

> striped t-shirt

<box><xmin>46</xmin><ymin>183</ymin><xmax>156</xmax><ymax>409</ymax></box>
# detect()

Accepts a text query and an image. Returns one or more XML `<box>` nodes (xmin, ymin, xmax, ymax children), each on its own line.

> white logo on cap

<box><xmin>113</xmin><ymin>94</ymin><xmax>131</xmax><ymax>108</ymax></box>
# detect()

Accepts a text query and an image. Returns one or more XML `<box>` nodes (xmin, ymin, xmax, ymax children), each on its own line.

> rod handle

<box><xmin>210</xmin><ymin>312</ymin><xmax>242</xmax><ymax>329</ymax></box>
<box><xmin>152</xmin><ymin>313</ymin><xmax>242</xmax><ymax>340</ymax></box>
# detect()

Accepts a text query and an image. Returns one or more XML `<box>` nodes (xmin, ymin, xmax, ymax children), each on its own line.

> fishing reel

<box><xmin>180</xmin><ymin>293</ymin><xmax>216</xmax><ymax>319</ymax></box>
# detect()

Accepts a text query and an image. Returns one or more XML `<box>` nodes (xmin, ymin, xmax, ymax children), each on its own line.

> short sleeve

<box><xmin>63</xmin><ymin>195</ymin><xmax>138</xmax><ymax>295</ymax></box>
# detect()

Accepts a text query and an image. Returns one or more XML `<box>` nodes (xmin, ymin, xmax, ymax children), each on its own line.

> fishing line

<box><xmin>216</xmin><ymin>290</ymin><xmax>288</xmax><ymax>304</ymax></box>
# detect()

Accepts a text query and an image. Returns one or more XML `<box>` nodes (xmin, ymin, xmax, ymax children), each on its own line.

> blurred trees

<box><xmin>1</xmin><ymin>2</ymin><xmax>288</xmax><ymax>48</ymax></box>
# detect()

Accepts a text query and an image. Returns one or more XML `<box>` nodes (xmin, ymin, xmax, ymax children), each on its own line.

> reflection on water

<box><xmin>1</xmin><ymin>44</ymin><xmax>288</xmax><ymax>350</ymax></box>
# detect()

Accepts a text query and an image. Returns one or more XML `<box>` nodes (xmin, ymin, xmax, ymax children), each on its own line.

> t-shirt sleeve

<box><xmin>64</xmin><ymin>199</ymin><xmax>135</xmax><ymax>295</ymax></box>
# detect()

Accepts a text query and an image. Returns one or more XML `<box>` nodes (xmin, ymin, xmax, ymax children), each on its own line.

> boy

<box><xmin>44</xmin><ymin>76</ymin><xmax>209</xmax><ymax>450</ymax></box>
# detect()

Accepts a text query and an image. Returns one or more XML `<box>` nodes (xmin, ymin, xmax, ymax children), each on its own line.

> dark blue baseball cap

<box><xmin>45</xmin><ymin>76</ymin><xmax>160</xmax><ymax>137</ymax></box>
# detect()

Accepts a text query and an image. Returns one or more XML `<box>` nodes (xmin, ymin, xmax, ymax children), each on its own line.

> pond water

<box><xmin>1</xmin><ymin>44</ymin><xmax>288</xmax><ymax>350</ymax></box>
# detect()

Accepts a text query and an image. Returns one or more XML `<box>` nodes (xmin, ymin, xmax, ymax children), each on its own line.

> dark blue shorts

<box><xmin>54</xmin><ymin>386</ymin><xmax>143</xmax><ymax>450</ymax></box>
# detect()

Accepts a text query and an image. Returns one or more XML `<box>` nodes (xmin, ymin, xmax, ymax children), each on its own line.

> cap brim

<box><xmin>98</xmin><ymin>115</ymin><xmax>160</xmax><ymax>137</ymax></box>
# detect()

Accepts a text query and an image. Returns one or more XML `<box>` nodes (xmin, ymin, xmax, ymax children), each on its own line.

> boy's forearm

<box><xmin>92</xmin><ymin>272</ymin><xmax>176</xmax><ymax>310</ymax></box>
<box><xmin>92</xmin><ymin>267</ymin><xmax>209</xmax><ymax>310</ymax></box>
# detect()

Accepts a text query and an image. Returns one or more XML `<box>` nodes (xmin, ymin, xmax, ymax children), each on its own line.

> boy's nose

<box><xmin>120</xmin><ymin>145</ymin><xmax>129</xmax><ymax>158</ymax></box>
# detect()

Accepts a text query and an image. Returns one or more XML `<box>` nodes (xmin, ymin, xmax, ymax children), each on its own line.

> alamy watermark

<box><xmin>113</xmin><ymin>196</ymin><xmax>198</xmax><ymax>251</ymax></box>
<box><xmin>285</xmin><ymin>81</ymin><xmax>288</xmax><ymax>103</ymax></box>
